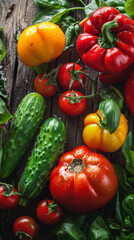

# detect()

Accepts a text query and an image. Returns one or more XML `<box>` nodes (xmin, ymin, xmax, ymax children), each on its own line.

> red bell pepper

<box><xmin>76</xmin><ymin>7</ymin><xmax>134</xmax><ymax>73</ymax></box>
<box><xmin>125</xmin><ymin>70</ymin><xmax>134</xmax><ymax>115</ymax></box>
<box><xmin>98</xmin><ymin>62</ymin><xmax>134</xmax><ymax>84</ymax></box>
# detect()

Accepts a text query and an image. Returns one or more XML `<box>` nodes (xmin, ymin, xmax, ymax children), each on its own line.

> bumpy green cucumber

<box><xmin>18</xmin><ymin>117</ymin><xmax>66</xmax><ymax>206</ymax></box>
<box><xmin>0</xmin><ymin>92</ymin><xmax>46</xmax><ymax>178</ymax></box>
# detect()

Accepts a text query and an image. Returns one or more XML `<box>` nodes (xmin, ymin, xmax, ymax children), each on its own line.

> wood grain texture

<box><xmin>0</xmin><ymin>0</ymin><xmax>132</xmax><ymax>239</ymax></box>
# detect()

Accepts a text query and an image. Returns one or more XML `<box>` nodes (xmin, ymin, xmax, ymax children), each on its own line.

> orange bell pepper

<box><xmin>83</xmin><ymin>110</ymin><xmax>128</xmax><ymax>152</ymax></box>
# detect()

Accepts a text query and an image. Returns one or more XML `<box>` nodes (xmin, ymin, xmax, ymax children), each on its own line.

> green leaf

<box><xmin>0</xmin><ymin>78</ymin><xmax>7</xmax><ymax>99</ymax></box>
<box><xmin>0</xmin><ymin>98</ymin><xmax>12</xmax><ymax>124</ymax></box>
<box><xmin>121</xmin><ymin>194</ymin><xmax>134</xmax><ymax>227</ymax></box>
<box><xmin>32</xmin><ymin>7</ymin><xmax>68</xmax><ymax>25</ymax></box>
<box><xmin>99</xmin><ymin>99</ymin><xmax>121</xmax><ymax>134</ymax></box>
<box><xmin>113</xmin><ymin>164</ymin><xmax>134</xmax><ymax>195</ymax></box>
<box><xmin>99</xmin><ymin>87</ymin><xmax>124</xmax><ymax>110</ymax></box>
<box><xmin>88</xmin><ymin>215</ymin><xmax>114</xmax><ymax>240</ymax></box>
<box><xmin>125</xmin><ymin>0</ymin><xmax>134</xmax><ymax>15</ymax></box>
<box><xmin>64</xmin><ymin>22</ymin><xmax>79</xmax><ymax>50</ymax></box>
<box><xmin>0</xmin><ymin>39</ymin><xmax>6</xmax><ymax>62</ymax></box>
<box><xmin>122</xmin><ymin>131</ymin><xmax>134</xmax><ymax>175</ymax></box>
<box><xmin>34</xmin><ymin>0</ymin><xmax>70</xmax><ymax>9</ymax></box>
<box><xmin>84</xmin><ymin>0</ymin><xmax>99</xmax><ymax>18</ymax></box>
<box><xmin>115</xmin><ymin>191</ymin><xmax>123</xmax><ymax>225</ymax></box>
<box><xmin>57</xmin><ymin>222</ymin><xmax>86</xmax><ymax>240</ymax></box>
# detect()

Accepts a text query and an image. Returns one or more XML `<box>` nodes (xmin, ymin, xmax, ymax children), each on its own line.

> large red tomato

<box><xmin>50</xmin><ymin>146</ymin><xmax>118</xmax><ymax>213</ymax></box>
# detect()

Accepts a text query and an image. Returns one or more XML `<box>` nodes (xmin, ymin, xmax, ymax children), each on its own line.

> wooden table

<box><xmin>0</xmin><ymin>0</ymin><xmax>133</xmax><ymax>239</ymax></box>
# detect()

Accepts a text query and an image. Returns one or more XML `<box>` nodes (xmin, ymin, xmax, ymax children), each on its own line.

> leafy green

<box><xmin>125</xmin><ymin>0</ymin><xmax>134</xmax><ymax>15</ymax></box>
<box><xmin>0</xmin><ymin>39</ymin><xmax>6</xmax><ymax>62</ymax></box>
<box><xmin>99</xmin><ymin>99</ymin><xmax>121</xmax><ymax>134</ymax></box>
<box><xmin>34</xmin><ymin>0</ymin><xmax>70</xmax><ymax>10</ymax></box>
<box><xmin>0</xmin><ymin>98</ymin><xmax>12</xmax><ymax>124</ymax></box>
<box><xmin>84</xmin><ymin>0</ymin><xmax>99</xmax><ymax>17</ymax></box>
<box><xmin>0</xmin><ymin>78</ymin><xmax>7</xmax><ymax>99</ymax></box>
<box><xmin>32</xmin><ymin>7</ymin><xmax>68</xmax><ymax>25</ymax></box>
<box><xmin>100</xmin><ymin>87</ymin><xmax>123</xmax><ymax>110</ymax></box>
<box><xmin>88</xmin><ymin>215</ymin><xmax>114</xmax><ymax>240</ymax></box>
<box><xmin>113</xmin><ymin>164</ymin><xmax>134</xmax><ymax>195</ymax></box>
<box><xmin>122</xmin><ymin>131</ymin><xmax>134</xmax><ymax>175</ymax></box>
<box><xmin>121</xmin><ymin>194</ymin><xmax>134</xmax><ymax>228</ymax></box>
<box><xmin>64</xmin><ymin>21</ymin><xmax>79</xmax><ymax>50</ymax></box>
<box><xmin>57</xmin><ymin>222</ymin><xmax>86</xmax><ymax>240</ymax></box>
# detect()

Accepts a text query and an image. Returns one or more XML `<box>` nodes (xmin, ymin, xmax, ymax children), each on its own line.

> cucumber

<box><xmin>18</xmin><ymin>117</ymin><xmax>66</xmax><ymax>206</ymax></box>
<box><xmin>0</xmin><ymin>92</ymin><xmax>46</xmax><ymax>179</ymax></box>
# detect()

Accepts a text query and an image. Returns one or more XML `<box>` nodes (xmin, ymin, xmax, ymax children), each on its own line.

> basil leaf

<box><xmin>125</xmin><ymin>0</ymin><xmax>134</xmax><ymax>16</ymax></box>
<box><xmin>122</xmin><ymin>131</ymin><xmax>134</xmax><ymax>175</ymax></box>
<box><xmin>34</xmin><ymin>0</ymin><xmax>70</xmax><ymax>9</ymax></box>
<box><xmin>99</xmin><ymin>99</ymin><xmax>121</xmax><ymax>134</ymax></box>
<box><xmin>0</xmin><ymin>98</ymin><xmax>12</xmax><ymax>124</ymax></box>
<box><xmin>84</xmin><ymin>0</ymin><xmax>99</xmax><ymax>17</ymax></box>
<box><xmin>100</xmin><ymin>87</ymin><xmax>123</xmax><ymax>110</ymax></box>
<box><xmin>88</xmin><ymin>215</ymin><xmax>114</xmax><ymax>240</ymax></box>
<box><xmin>64</xmin><ymin>22</ymin><xmax>79</xmax><ymax>50</ymax></box>
<box><xmin>121</xmin><ymin>194</ymin><xmax>134</xmax><ymax>226</ymax></box>
<box><xmin>57</xmin><ymin>222</ymin><xmax>86</xmax><ymax>240</ymax></box>
<box><xmin>0</xmin><ymin>39</ymin><xmax>6</xmax><ymax>62</ymax></box>
<box><xmin>113</xmin><ymin>164</ymin><xmax>134</xmax><ymax>195</ymax></box>
<box><xmin>115</xmin><ymin>191</ymin><xmax>123</xmax><ymax>225</ymax></box>
<box><xmin>32</xmin><ymin>7</ymin><xmax>68</xmax><ymax>25</ymax></box>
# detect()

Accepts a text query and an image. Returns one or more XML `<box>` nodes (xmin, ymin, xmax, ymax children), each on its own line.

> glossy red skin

<box><xmin>36</xmin><ymin>199</ymin><xmax>62</xmax><ymax>225</ymax></box>
<box><xmin>0</xmin><ymin>186</ymin><xmax>19</xmax><ymax>210</ymax></box>
<box><xmin>58</xmin><ymin>91</ymin><xmax>87</xmax><ymax>117</ymax></box>
<box><xmin>13</xmin><ymin>216</ymin><xmax>38</xmax><ymax>240</ymax></box>
<box><xmin>57</xmin><ymin>63</ymin><xmax>86</xmax><ymax>90</ymax></box>
<box><xmin>34</xmin><ymin>73</ymin><xmax>58</xmax><ymax>97</ymax></box>
<box><xmin>125</xmin><ymin>71</ymin><xmax>134</xmax><ymax>115</ymax></box>
<box><xmin>76</xmin><ymin>7</ymin><xmax>134</xmax><ymax>73</ymax></box>
<box><xmin>98</xmin><ymin>62</ymin><xmax>134</xmax><ymax>84</ymax></box>
<box><xmin>50</xmin><ymin>146</ymin><xmax>118</xmax><ymax>213</ymax></box>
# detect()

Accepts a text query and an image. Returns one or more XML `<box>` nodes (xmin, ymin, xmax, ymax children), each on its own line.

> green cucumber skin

<box><xmin>18</xmin><ymin>117</ymin><xmax>66</xmax><ymax>202</ymax></box>
<box><xmin>0</xmin><ymin>92</ymin><xmax>46</xmax><ymax>179</ymax></box>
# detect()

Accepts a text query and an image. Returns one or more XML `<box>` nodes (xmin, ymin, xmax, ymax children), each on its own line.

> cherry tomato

<box><xmin>13</xmin><ymin>216</ymin><xmax>38</xmax><ymax>240</ymax></box>
<box><xmin>0</xmin><ymin>184</ymin><xmax>19</xmax><ymax>210</ymax></box>
<box><xmin>36</xmin><ymin>199</ymin><xmax>62</xmax><ymax>225</ymax></box>
<box><xmin>58</xmin><ymin>90</ymin><xmax>87</xmax><ymax>117</ymax></box>
<box><xmin>34</xmin><ymin>73</ymin><xmax>58</xmax><ymax>97</ymax></box>
<box><xmin>57</xmin><ymin>63</ymin><xmax>86</xmax><ymax>90</ymax></box>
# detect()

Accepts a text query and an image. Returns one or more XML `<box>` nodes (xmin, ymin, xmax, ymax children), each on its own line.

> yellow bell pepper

<box><xmin>17</xmin><ymin>22</ymin><xmax>65</xmax><ymax>67</ymax></box>
<box><xmin>83</xmin><ymin>110</ymin><xmax>128</xmax><ymax>152</ymax></box>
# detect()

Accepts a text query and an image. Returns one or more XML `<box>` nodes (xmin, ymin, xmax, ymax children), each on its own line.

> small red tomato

<box><xmin>58</xmin><ymin>90</ymin><xmax>87</xmax><ymax>117</ymax></box>
<box><xmin>36</xmin><ymin>199</ymin><xmax>62</xmax><ymax>225</ymax></box>
<box><xmin>57</xmin><ymin>63</ymin><xmax>86</xmax><ymax>90</ymax></box>
<box><xmin>13</xmin><ymin>216</ymin><xmax>38</xmax><ymax>240</ymax></box>
<box><xmin>125</xmin><ymin>71</ymin><xmax>134</xmax><ymax>115</ymax></box>
<box><xmin>34</xmin><ymin>73</ymin><xmax>58</xmax><ymax>97</ymax></box>
<box><xmin>0</xmin><ymin>184</ymin><xmax>19</xmax><ymax>210</ymax></box>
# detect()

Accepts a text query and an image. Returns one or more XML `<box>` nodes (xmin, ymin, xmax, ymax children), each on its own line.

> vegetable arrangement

<box><xmin>0</xmin><ymin>0</ymin><xmax>134</xmax><ymax>239</ymax></box>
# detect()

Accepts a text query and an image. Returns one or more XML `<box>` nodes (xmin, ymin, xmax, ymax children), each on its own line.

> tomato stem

<box><xmin>0</xmin><ymin>182</ymin><xmax>21</xmax><ymax>197</ymax></box>
<box><xmin>62</xmin><ymin>77</ymin><xmax>97</xmax><ymax>104</ymax></box>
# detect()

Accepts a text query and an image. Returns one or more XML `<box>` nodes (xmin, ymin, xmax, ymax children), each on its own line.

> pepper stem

<box><xmin>101</xmin><ymin>20</ymin><xmax>118</xmax><ymax>45</ymax></box>
<box><xmin>98</xmin><ymin>20</ymin><xmax>118</xmax><ymax>49</ymax></box>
